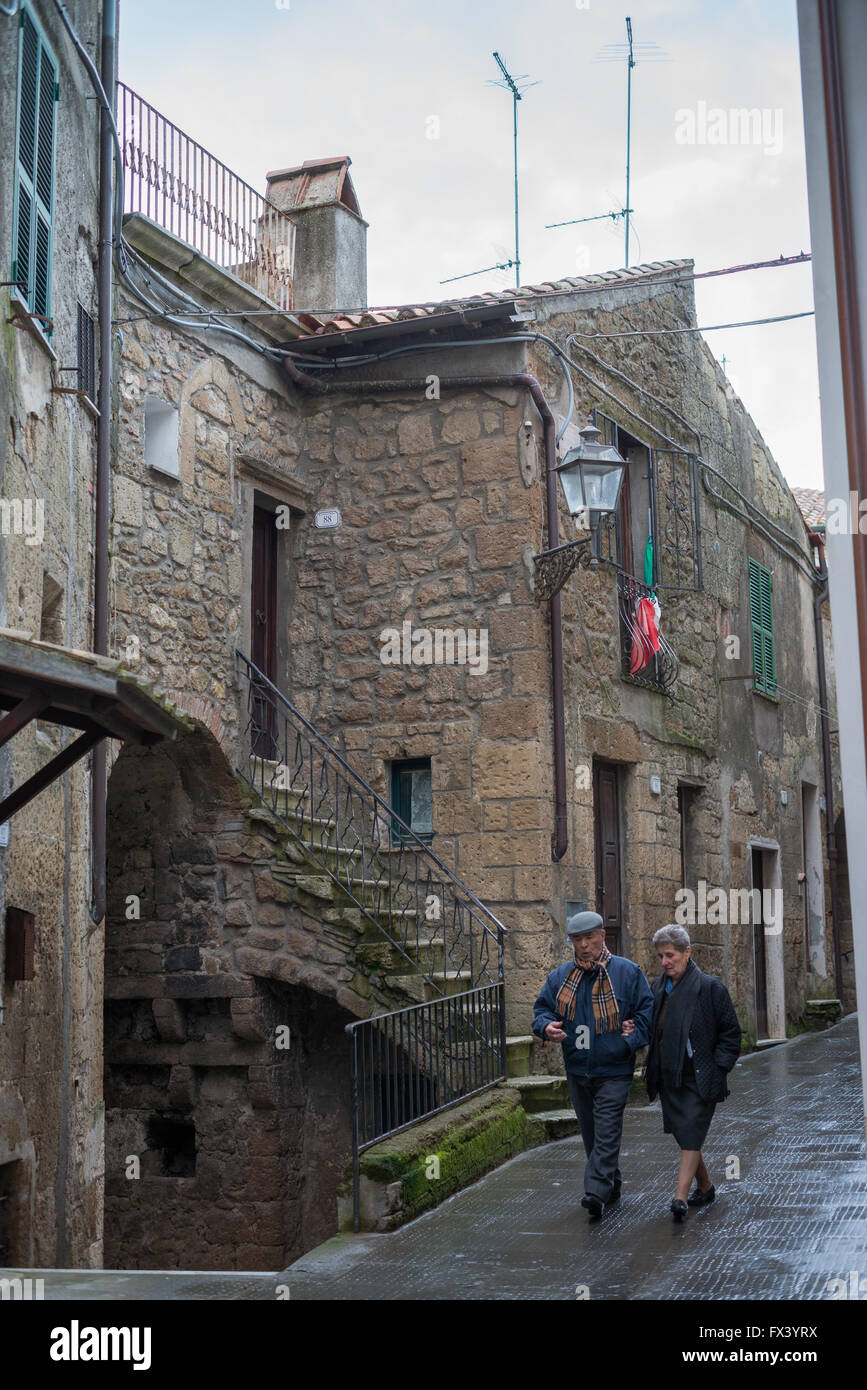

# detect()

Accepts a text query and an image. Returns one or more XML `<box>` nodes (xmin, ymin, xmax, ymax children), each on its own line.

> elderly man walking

<box><xmin>533</xmin><ymin>905</ymin><xmax>653</xmax><ymax>1217</ymax></box>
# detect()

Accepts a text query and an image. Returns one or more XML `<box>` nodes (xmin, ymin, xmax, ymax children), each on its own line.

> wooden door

<box><xmin>251</xmin><ymin>506</ymin><xmax>278</xmax><ymax>758</ymax></box>
<box><xmin>752</xmin><ymin>847</ymin><xmax>769</xmax><ymax>1039</ymax></box>
<box><xmin>594</xmin><ymin>761</ymin><xmax>622</xmax><ymax>956</ymax></box>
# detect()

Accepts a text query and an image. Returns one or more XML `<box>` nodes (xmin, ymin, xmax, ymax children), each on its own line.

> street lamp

<box><xmin>533</xmin><ymin>420</ymin><xmax>628</xmax><ymax>602</ymax></box>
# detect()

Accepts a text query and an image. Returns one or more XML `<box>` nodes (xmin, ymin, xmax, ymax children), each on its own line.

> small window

<box><xmin>4</xmin><ymin>906</ymin><xmax>35</xmax><ymax>982</ymax></box>
<box><xmin>145</xmin><ymin>1117</ymin><xmax>196</xmax><ymax>1177</ymax></box>
<box><xmin>144</xmin><ymin>396</ymin><xmax>179</xmax><ymax>477</ymax></box>
<box><xmin>391</xmin><ymin>758</ymin><xmax>433</xmax><ymax>842</ymax></box>
<box><xmin>748</xmin><ymin>557</ymin><xmax>776</xmax><ymax>697</ymax></box>
<box><xmin>12</xmin><ymin>7</ymin><xmax>57</xmax><ymax>330</ymax></box>
<box><xmin>77</xmin><ymin>304</ymin><xmax>96</xmax><ymax>403</ymax></box>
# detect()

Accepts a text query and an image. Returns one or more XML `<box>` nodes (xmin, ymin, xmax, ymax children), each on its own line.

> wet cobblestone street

<box><xmin>8</xmin><ymin>1016</ymin><xmax>865</xmax><ymax>1301</ymax></box>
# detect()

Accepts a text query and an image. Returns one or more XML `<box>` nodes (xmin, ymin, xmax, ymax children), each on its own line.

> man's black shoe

<box><xmin>581</xmin><ymin>1193</ymin><xmax>604</xmax><ymax>1217</ymax></box>
<box><xmin>687</xmin><ymin>1183</ymin><xmax>715</xmax><ymax>1207</ymax></box>
<box><xmin>605</xmin><ymin>1183</ymin><xmax>622</xmax><ymax>1205</ymax></box>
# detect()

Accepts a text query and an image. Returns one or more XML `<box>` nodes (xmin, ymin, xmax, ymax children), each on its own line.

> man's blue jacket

<box><xmin>532</xmin><ymin>954</ymin><xmax>654</xmax><ymax>1080</ymax></box>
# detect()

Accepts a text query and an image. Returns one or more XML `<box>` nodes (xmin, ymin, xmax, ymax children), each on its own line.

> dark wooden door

<box><xmin>251</xmin><ymin>506</ymin><xmax>278</xmax><ymax>758</ymax></box>
<box><xmin>752</xmin><ymin>847</ymin><xmax>769</xmax><ymax>1039</ymax></box>
<box><xmin>594</xmin><ymin>761</ymin><xmax>622</xmax><ymax>956</ymax></box>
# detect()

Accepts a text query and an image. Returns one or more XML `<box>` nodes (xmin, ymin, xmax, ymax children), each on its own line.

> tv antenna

<box><xmin>545</xmin><ymin>209</ymin><xmax>628</xmax><ymax>231</ymax></box>
<box><xmin>594</xmin><ymin>17</ymin><xmax>670</xmax><ymax>268</ymax></box>
<box><xmin>488</xmin><ymin>52</ymin><xmax>539</xmax><ymax>288</ymax></box>
<box><xmin>439</xmin><ymin>259</ymin><xmax>516</xmax><ymax>286</ymax></box>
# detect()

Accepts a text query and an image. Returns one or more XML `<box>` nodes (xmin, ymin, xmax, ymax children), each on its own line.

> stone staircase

<box><xmin>245</xmin><ymin>756</ymin><xmax>500</xmax><ymax>1008</ymax></box>
<box><xmin>501</xmin><ymin>1034</ymin><xmax>580</xmax><ymax>1141</ymax></box>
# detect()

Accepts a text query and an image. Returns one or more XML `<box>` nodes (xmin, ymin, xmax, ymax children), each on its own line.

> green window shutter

<box><xmin>12</xmin><ymin>8</ymin><xmax>57</xmax><ymax>327</ymax></box>
<box><xmin>748</xmin><ymin>558</ymin><xmax>776</xmax><ymax>696</ymax></box>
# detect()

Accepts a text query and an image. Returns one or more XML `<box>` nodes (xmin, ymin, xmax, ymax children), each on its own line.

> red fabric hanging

<box><xmin>629</xmin><ymin>597</ymin><xmax>661</xmax><ymax>674</ymax></box>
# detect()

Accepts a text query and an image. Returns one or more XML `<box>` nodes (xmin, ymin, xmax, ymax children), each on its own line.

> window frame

<box><xmin>390</xmin><ymin>757</ymin><xmax>434</xmax><ymax>844</ymax></box>
<box><xmin>11</xmin><ymin>5</ymin><xmax>58</xmax><ymax>331</ymax></box>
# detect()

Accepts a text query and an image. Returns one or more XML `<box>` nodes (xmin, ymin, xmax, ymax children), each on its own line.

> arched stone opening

<box><xmin>103</xmin><ymin>724</ymin><xmax>355</xmax><ymax>1270</ymax></box>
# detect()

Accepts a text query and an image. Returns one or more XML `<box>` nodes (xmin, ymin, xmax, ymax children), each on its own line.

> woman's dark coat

<box><xmin>645</xmin><ymin>961</ymin><xmax>742</xmax><ymax>1104</ymax></box>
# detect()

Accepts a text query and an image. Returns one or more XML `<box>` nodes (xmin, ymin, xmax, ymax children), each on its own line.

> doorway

<box><xmin>251</xmin><ymin>504</ymin><xmax>279</xmax><ymax>757</ymax></box>
<box><xmin>751</xmin><ymin>846</ymin><xmax>769</xmax><ymax>1039</ymax></box>
<box><xmin>593</xmin><ymin>760</ymin><xmax>622</xmax><ymax>956</ymax></box>
<box><xmin>749</xmin><ymin>840</ymin><xmax>785</xmax><ymax>1040</ymax></box>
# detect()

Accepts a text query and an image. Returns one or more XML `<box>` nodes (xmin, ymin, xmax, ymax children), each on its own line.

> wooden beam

<box><xmin>0</xmin><ymin>692</ymin><xmax>50</xmax><ymax>748</ymax></box>
<box><xmin>0</xmin><ymin>729</ymin><xmax>102</xmax><ymax>823</ymax></box>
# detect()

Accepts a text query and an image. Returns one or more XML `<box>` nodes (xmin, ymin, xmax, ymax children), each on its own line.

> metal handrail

<box><xmin>118</xmin><ymin>82</ymin><xmax>295</xmax><ymax>309</ymax></box>
<box><xmin>346</xmin><ymin>982</ymin><xmax>507</xmax><ymax>1231</ymax></box>
<box><xmin>235</xmin><ymin>651</ymin><xmax>506</xmax><ymax>996</ymax></box>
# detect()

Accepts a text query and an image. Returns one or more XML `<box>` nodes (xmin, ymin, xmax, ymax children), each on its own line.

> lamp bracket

<box><xmin>532</xmin><ymin>537</ymin><xmax>594</xmax><ymax>603</ymax></box>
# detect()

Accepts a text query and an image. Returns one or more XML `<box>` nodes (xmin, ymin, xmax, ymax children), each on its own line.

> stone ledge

<box><xmin>337</xmin><ymin>1088</ymin><xmax>532</xmax><ymax>1232</ymax></box>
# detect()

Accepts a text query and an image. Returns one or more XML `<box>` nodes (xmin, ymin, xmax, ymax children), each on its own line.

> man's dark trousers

<box><xmin>566</xmin><ymin>1073</ymin><xmax>632</xmax><ymax>1202</ymax></box>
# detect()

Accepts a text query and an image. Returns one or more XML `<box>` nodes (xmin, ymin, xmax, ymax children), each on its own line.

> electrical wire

<box><xmin>569</xmin><ymin>310</ymin><xmax>815</xmax><ymax>341</ymax></box>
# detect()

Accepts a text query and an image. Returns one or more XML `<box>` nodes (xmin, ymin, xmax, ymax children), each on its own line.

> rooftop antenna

<box><xmin>439</xmin><ymin>259</ymin><xmax>516</xmax><ymax>285</ymax></box>
<box><xmin>489</xmin><ymin>52</ymin><xmax>539</xmax><ymax>288</ymax></box>
<box><xmin>594</xmin><ymin>18</ymin><xmax>669</xmax><ymax>268</ymax></box>
<box><xmin>545</xmin><ymin>209</ymin><xmax>628</xmax><ymax>231</ymax></box>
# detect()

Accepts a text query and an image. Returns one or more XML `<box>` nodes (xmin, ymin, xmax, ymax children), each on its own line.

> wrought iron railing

<box><xmin>617</xmin><ymin>572</ymin><xmax>679</xmax><ymax>694</ymax></box>
<box><xmin>235</xmin><ymin>652</ymin><xmax>506</xmax><ymax>997</ymax></box>
<box><xmin>346</xmin><ymin>983</ymin><xmax>506</xmax><ymax>1230</ymax></box>
<box><xmin>118</xmin><ymin>82</ymin><xmax>295</xmax><ymax>309</ymax></box>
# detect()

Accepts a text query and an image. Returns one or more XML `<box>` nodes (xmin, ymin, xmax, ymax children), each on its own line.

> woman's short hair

<box><xmin>653</xmin><ymin>924</ymin><xmax>691</xmax><ymax>951</ymax></box>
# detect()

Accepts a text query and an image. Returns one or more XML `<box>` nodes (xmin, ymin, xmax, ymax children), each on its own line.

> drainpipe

<box><xmin>282</xmin><ymin>361</ymin><xmax>569</xmax><ymax>861</ymax></box>
<box><xmin>809</xmin><ymin>530</ymin><xmax>844</xmax><ymax>996</ymax></box>
<box><xmin>90</xmin><ymin>0</ymin><xmax>117</xmax><ymax>924</ymax></box>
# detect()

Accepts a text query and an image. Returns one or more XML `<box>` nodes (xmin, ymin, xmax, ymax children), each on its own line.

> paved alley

<box><xmin>7</xmin><ymin>1015</ymin><xmax>864</xmax><ymax>1301</ymax></box>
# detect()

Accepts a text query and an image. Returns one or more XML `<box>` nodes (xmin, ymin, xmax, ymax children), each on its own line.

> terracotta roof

<box><xmin>294</xmin><ymin>258</ymin><xmax>693</xmax><ymax>341</ymax></box>
<box><xmin>792</xmin><ymin>487</ymin><xmax>826</xmax><ymax>528</ymax></box>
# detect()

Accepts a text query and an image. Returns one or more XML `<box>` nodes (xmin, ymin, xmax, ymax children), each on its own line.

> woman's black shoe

<box><xmin>670</xmin><ymin>1198</ymin><xmax>688</xmax><ymax>1222</ymax></box>
<box><xmin>687</xmin><ymin>1183</ymin><xmax>716</xmax><ymax>1207</ymax></box>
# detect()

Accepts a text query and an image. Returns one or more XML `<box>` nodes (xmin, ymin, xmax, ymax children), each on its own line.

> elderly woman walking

<box><xmin>643</xmin><ymin>924</ymin><xmax>742</xmax><ymax>1221</ymax></box>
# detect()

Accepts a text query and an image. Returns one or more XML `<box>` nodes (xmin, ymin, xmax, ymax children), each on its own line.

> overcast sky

<box><xmin>118</xmin><ymin>0</ymin><xmax>821</xmax><ymax>489</ymax></box>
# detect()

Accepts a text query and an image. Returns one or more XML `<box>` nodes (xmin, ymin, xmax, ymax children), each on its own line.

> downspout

<box><xmin>809</xmin><ymin>531</ymin><xmax>844</xmax><ymax>996</ymax></box>
<box><xmin>282</xmin><ymin>361</ymin><xmax>569</xmax><ymax>861</ymax></box>
<box><xmin>90</xmin><ymin>0</ymin><xmax>117</xmax><ymax>924</ymax></box>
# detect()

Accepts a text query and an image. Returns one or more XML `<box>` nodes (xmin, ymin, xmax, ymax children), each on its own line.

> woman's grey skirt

<box><xmin>659</xmin><ymin>1077</ymin><xmax>716</xmax><ymax>1149</ymax></box>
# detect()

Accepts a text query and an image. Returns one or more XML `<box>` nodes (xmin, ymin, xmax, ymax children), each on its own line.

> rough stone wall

<box><xmin>0</xmin><ymin>0</ymin><xmax>104</xmax><ymax>1268</ymax></box>
<box><xmin>103</xmin><ymin>723</ymin><xmax>441</xmax><ymax>1267</ymax></box>
<box><xmin>527</xmin><ymin>274</ymin><xmax>843</xmax><ymax>1038</ymax></box>
<box><xmin>111</xmin><ymin>302</ymin><xmax>305</xmax><ymax>758</ymax></box>
<box><xmin>111</xmin><ymin>263</ymin><xmax>846</xmax><ymax>1058</ymax></box>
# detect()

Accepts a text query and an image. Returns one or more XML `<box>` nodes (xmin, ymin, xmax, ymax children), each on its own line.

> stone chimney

<box><xmin>265</xmin><ymin>156</ymin><xmax>368</xmax><ymax>316</ymax></box>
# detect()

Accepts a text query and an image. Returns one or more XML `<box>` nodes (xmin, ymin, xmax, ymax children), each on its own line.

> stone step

<box><xmin>384</xmin><ymin>968</ymin><xmax>475</xmax><ymax>1003</ymax></box>
<box><xmin>502</xmin><ymin>1074</ymin><xmax>571</xmax><ymax>1113</ymax></box>
<box><xmin>526</xmin><ymin>1108</ymin><xmax>580</xmax><ymax>1142</ymax></box>
<box><xmin>506</xmin><ymin>1034</ymin><xmax>535</xmax><ymax>1078</ymax></box>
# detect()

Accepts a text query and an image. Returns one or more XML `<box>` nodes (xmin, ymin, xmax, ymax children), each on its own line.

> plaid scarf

<box><xmin>555</xmin><ymin>944</ymin><xmax>620</xmax><ymax>1033</ymax></box>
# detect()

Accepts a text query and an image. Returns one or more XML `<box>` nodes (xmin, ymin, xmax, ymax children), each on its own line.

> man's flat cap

<box><xmin>565</xmin><ymin>905</ymin><xmax>605</xmax><ymax>938</ymax></box>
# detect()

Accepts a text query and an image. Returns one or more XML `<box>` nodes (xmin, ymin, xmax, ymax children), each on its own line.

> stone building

<box><xmin>0</xmin><ymin>0</ymin><xmax>106</xmax><ymax>1270</ymax></box>
<box><xmin>98</xmin><ymin>74</ymin><xmax>850</xmax><ymax>1268</ymax></box>
<box><xmin>1</xmin><ymin>18</ymin><xmax>851</xmax><ymax>1272</ymax></box>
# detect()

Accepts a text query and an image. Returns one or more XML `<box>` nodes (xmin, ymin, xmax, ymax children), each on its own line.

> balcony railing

<box><xmin>118</xmin><ymin>82</ymin><xmax>295</xmax><ymax>309</ymax></box>
<box><xmin>617</xmin><ymin>571</ymin><xmax>679</xmax><ymax>694</ymax></box>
